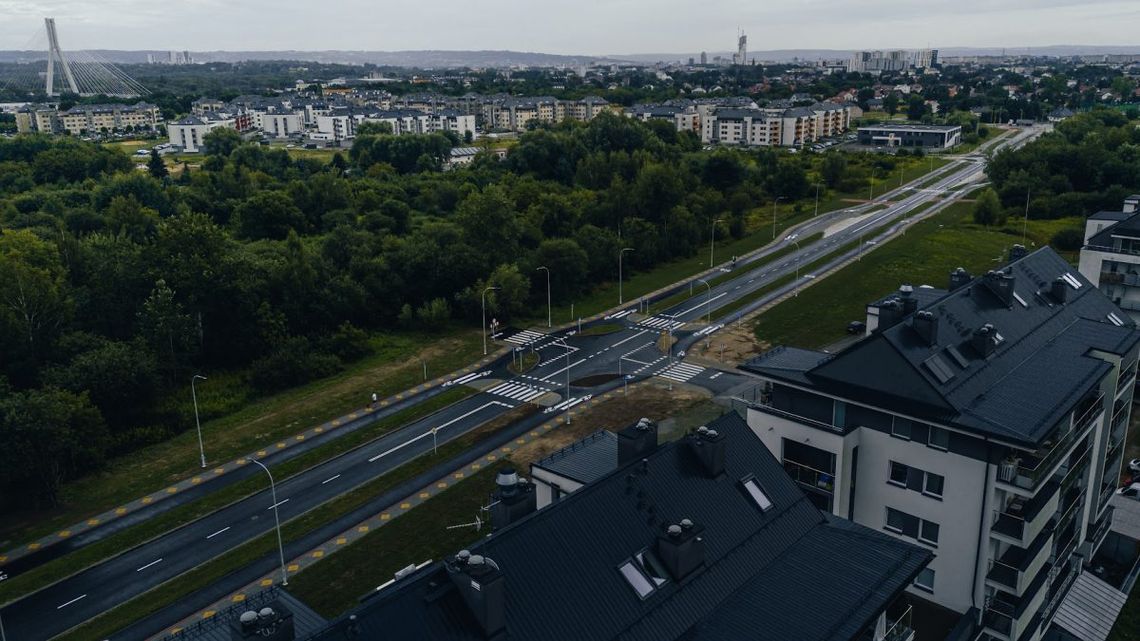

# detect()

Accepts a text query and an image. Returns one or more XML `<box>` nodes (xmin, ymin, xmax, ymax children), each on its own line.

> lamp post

<box><xmin>481</xmin><ymin>286</ymin><xmax>500</xmax><ymax>355</ymax></box>
<box><xmin>868</xmin><ymin>168</ymin><xmax>877</xmax><ymax>202</ymax></box>
<box><xmin>536</xmin><ymin>266</ymin><xmax>551</xmax><ymax>328</ymax></box>
<box><xmin>417</xmin><ymin>357</ymin><xmax>427</xmax><ymax>382</ymax></box>
<box><xmin>249</xmin><ymin>458</ymin><xmax>288</xmax><ymax>587</ymax></box>
<box><xmin>557</xmin><ymin>338</ymin><xmax>572</xmax><ymax>424</ymax></box>
<box><xmin>771</xmin><ymin>196</ymin><xmax>786</xmax><ymax>239</ymax></box>
<box><xmin>813</xmin><ymin>183</ymin><xmax>823</xmax><ymax>217</ymax></box>
<box><xmin>791</xmin><ymin>240</ymin><xmax>802</xmax><ymax>296</ymax></box>
<box><xmin>618</xmin><ymin>247</ymin><xmax>634</xmax><ymax>304</ymax></box>
<box><xmin>709</xmin><ymin>218</ymin><xmax>723</xmax><ymax>268</ymax></box>
<box><xmin>191</xmin><ymin>374</ymin><xmax>207</xmax><ymax>469</ymax></box>
<box><xmin>696</xmin><ymin>278</ymin><xmax>712</xmax><ymax>323</ymax></box>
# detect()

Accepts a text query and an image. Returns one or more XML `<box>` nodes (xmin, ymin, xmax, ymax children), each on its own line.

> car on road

<box><xmin>846</xmin><ymin>321</ymin><xmax>866</xmax><ymax>335</ymax></box>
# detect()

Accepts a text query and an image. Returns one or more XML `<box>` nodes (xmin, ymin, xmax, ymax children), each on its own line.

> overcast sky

<box><xmin>1</xmin><ymin>0</ymin><xmax>1137</xmax><ymax>54</ymax></box>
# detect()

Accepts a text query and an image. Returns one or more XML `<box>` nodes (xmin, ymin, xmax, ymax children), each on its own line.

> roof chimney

<box><xmin>1123</xmin><ymin>195</ymin><xmax>1139</xmax><ymax>214</ymax></box>
<box><xmin>971</xmin><ymin>323</ymin><xmax>997</xmax><ymax>358</ymax></box>
<box><xmin>1050</xmin><ymin>277</ymin><xmax>1068</xmax><ymax>304</ymax></box>
<box><xmin>1008</xmin><ymin>244</ymin><xmax>1028</xmax><ymax>263</ymax></box>
<box><xmin>912</xmin><ymin>310</ymin><xmax>939</xmax><ymax>346</ymax></box>
<box><xmin>618</xmin><ymin>418</ymin><xmax>658</xmax><ymax>467</ymax></box>
<box><xmin>230</xmin><ymin>602</ymin><xmax>295</xmax><ymax>641</ymax></box>
<box><xmin>687</xmin><ymin>426</ymin><xmax>726</xmax><ymax>478</ymax></box>
<box><xmin>980</xmin><ymin>270</ymin><xmax>1016</xmax><ymax>307</ymax></box>
<box><xmin>656</xmin><ymin>519</ymin><xmax>705</xmax><ymax>581</ymax></box>
<box><xmin>899</xmin><ymin>284</ymin><xmax>918</xmax><ymax>315</ymax></box>
<box><xmin>446</xmin><ymin>552</ymin><xmax>506</xmax><ymax>638</ymax></box>
<box><xmin>490</xmin><ymin>468</ymin><xmax>535</xmax><ymax>530</ymax></box>
<box><xmin>949</xmin><ymin>267</ymin><xmax>972</xmax><ymax>291</ymax></box>
<box><xmin>876</xmin><ymin>299</ymin><xmax>905</xmax><ymax>332</ymax></box>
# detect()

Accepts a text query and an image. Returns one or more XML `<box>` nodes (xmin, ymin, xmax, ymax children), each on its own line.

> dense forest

<box><xmin>988</xmin><ymin>109</ymin><xmax>1140</xmax><ymax>220</ymax></box>
<box><xmin>0</xmin><ymin>113</ymin><xmax>909</xmax><ymax>508</ymax></box>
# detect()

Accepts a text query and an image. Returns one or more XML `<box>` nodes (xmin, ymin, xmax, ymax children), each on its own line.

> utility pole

<box><xmin>618</xmin><ymin>247</ymin><xmax>634</xmax><ymax>304</ymax></box>
<box><xmin>536</xmin><ymin>266</ymin><xmax>551</xmax><ymax>328</ymax></box>
<box><xmin>191</xmin><ymin>374</ymin><xmax>207</xmax><ymax>468</ymax></box>
<box><xmin>709</xmin><ymin>218</ymin><xmax>723</xmax><ymax>268</ymax></box>
<box><xmin>772</xmin><ymin>196</ymin><xmax>786</xmax><ymax>239</ymax></box>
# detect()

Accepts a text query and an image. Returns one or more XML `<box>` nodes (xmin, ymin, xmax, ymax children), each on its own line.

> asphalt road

<box><xmin>1</xmin><ymin>127</ymin><xmax>1039</xmax><ymax>641</ymax></box>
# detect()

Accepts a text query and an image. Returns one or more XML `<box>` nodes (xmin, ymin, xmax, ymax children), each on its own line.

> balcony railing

<box><xmin>750</xmin><ymin>400</ymin><xmax>845</xmax><ymax>434</ymax></box>
<box><xmin>1117</xmin><ymin>367</ymin><xmax>1136</xmax><ymax>393</ymax></box>
<box><xmin>997</xmin><ymin>396</ymin><xmax>1103</xmax><ymax>492</ymax></box>
<box><xmin>880</xmin><ymin>605</ymin><xmax>915</xmax><ymax>641</ymax></box>
<box><xmin>782</xmin><ymin>459</ymin><xmax>836</xmax><ymax>494</ymax></box>
<box><xmin>1089</xmin><ymin>505</ymin><xmax>1114</xmax><ymax>551</ymax></box>
<box><xmin>991</xmin><ymin>480</ymin><xmax>1059</xmax><ymax>544</ymax></box>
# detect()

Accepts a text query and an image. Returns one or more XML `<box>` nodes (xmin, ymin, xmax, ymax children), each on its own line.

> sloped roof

<box><xmin>532</xmin><ymin>429</ymin><xmax>617</xmax><ymax>484</ymax></box>
<box><xmin>743</xmin><ymin>248</ymin><xmax>1140</xmax><ymax>446</ymax></box>
<box><xmin>1089</xmin><ymin>211</ymin><xmax>1140</xmax><ymax>246</ymax></box>
<box><xmin>307</xmin><ymin>412</ymin><xmax>929</xmax><ymax>641</ymax></box>
<box><xmin>1052</xmin><ymin>571</ymin><xmax>1127</xmax><ymax>641</ymax></box>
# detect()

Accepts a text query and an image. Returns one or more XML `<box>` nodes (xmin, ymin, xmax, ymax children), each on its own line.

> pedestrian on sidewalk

<box><xmin>370</xmin><ymin>392</ymin><xmax>378</xmax><ymax>409</ymax></box>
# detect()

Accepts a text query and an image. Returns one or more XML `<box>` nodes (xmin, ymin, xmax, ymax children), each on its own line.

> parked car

<box><xmin>846</xmin><ymin>321</ymin><xmax>866</xmax><ymax>335</ymax></box>
<box><xmin>1117</xmin><ymin>482</ymin><xmax>1140</xmax><ymax>501</ymax></box>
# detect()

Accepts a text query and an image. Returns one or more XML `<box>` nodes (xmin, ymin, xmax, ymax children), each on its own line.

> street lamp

<box><xmin>813</xmin><ymin>183</ymin><xmax>823</xmax><ymax>217</ymax></box>
<box><xmin>536</xmin><ymin>266</ymin><xmax>551</xmax><ymax>328</ymax></box>
<box><xmin>771</xmin><ymin>196</ymin><xmax>786</xmax><ymax>239</ymax></box>
<box><xmin>249</xmin><ymin>458</ymin><xmax>288</xmax><ymax>587</ymax></box>
<box><xmin>868</xmin><ymin>167</ymin><xmax>877</xmax><ymax>202</ymax></box>
<box><xmin>708</xmin><ymin>218</ymin><xmax>723</xmax><ymax>268</ymax></box>
<box><xmin>618</xmin><ymin>248</ymin><xmax>634</xmax><ymax>305</ymax></box>
<box><xmin>191</xmin><ymin>374</ymin><xmax>207</xmax><ymax>469</ymax></box>
<box><xmin>790</xmin><ymin>240</ymin><xmax>802</xmax><ymax>296</ymax></box>
<box><xmin>481</xmin><ymin>286</ymin><xmax>500</xmax><ymax>356</ymax></box>
<box><xmin>696</xmin><ymin>278</ymin><xmax>712</xmax><ymax>323</ymax></box>
<box><xmin>557</xmin><ymin>338</ymin><xmax>572</xmax><ymax>424</ymax></box>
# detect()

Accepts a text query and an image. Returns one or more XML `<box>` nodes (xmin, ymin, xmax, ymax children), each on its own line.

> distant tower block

<box><xmin>734</xmin><ymin>29</ymin><xmax>747</xmax><ymax>65</ymax></box>
<box><xmin>44</xmin><ymin>17</ymin><xmax>79</xmax><ymax>96</ymax></box>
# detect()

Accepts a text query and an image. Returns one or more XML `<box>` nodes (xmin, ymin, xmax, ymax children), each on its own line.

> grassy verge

<box><xmin>288</xmin><ymin>383</ymin><xmax>713</xmax><ymax>618</ymax></box>
<box><xmin>53</xmin><ymin>403</ymin><xmax>539</xmax><ymax>641</ymax></box>
<box><xmin>752</xmin><ymin>202</ymin><xmax>1081</xmax><ymax>349</ymax></box>
<box><xmin>0</xmin><ymin>386</ymin><xmax>477</xmax><ymax>606</ymax></box>
<box><xmin>507</xmin><ymin>352</ymin><xmax>540</xmax><ymax>374</ymax></box>
<box><xmin>4</xmin><ymin>330</ymin><xmax>482</xmax><ymax>546</ymax></box>
<box><xmin>577</xmin><ymin>322</ymin><xmax>625</xmax><ymax>337</ymax></box>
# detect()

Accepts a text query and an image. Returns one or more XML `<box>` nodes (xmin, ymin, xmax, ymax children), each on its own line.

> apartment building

<box><xmin>741</xmin><ymin>247</ymin><xmax>1138</xmax><ymax>641</ymax></box>
<box><xmin>166</xmin><ymin>113</ymin><xmax>236</xmax><ymax>152</ymax></box>
<box><xmin>1078</xmin><ymin>195</ymin><xmax>1140</xmax><ymax>322</ymax></box>
<box><xmin>626</xmin><ymin>104</ymin><xmax>700</xmax><ymax>133</ymax></box>
<box><xmin>698</xmin><ymin>101</ymin><xmax>853</xmax><ymax>147</ymax></box>
<box><xmin>20</xmin><ymin>102</ymin><xmax>161</xmax><ymax>135</ymax></box>
<box><xmin>261</xmin><ymin>112</ymin><xmax>304</xmax><ymax>138</ymax></box>
<box><xmin>304</xmin><ymin>412</ymin><xmax>932</xmax><ymax>641</ymax></box>
<box><xmin>15</xmin><ymin>105</ymin><xmax>59</xmax><ymax>134</ymax></box>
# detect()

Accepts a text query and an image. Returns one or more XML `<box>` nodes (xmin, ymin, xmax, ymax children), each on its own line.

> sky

<box><xmin>0</xmin><ymin>0</ymin><xmax>1137</xmax><ymax>54</ymax></box>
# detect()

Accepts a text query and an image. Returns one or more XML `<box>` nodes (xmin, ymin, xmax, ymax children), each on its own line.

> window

<box><xmin>742</xmin><ymin>477</ymin><xmax>774</xmax><ymax>512</ymax></box>
<box><xmin>927</xmin><ymin>426</ymin><xmax>950</xmax><ymax>451</ymax></box>
<box><xmin>924</xmin><ymin>473</ymin><xmax>945</xmax><ymax>498</ymax></box>
<box><xmin>920</xmin><ymin>520</ymin><xmax>940</xmax><ymax>545</ymax></box>
<box><xmin>914</xmin><ymin>568</ymin><xmax>935</xmax><ymax>592</ymax></box>
<box><xmin>619</xmin><ymin>561</ymin><xmax>655</xmax><ymax>599</ymax></box>
<box><xmin>889</xmin><ymin>461</ymin><xmax>909</xmax><ymax>487</ymax></box>
<box><xmin>619</xmin><ymin>549</ymin><xmax>668</xmax><ymax>599</ymax></box>
<box><xmin>892</xmin><ymin>417</ymin><xmax>912</xmax><ymax>440</ymax></box>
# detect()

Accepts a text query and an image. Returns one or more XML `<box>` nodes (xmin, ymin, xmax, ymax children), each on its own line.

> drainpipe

<box><xmin>971</xmin><ymin>436</ymin><xmax>993</xmax><ymax>618</ymax></box>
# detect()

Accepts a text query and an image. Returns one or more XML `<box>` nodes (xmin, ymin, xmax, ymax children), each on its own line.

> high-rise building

<box><xmin>733</xmin><ymin>30</ymin><xmax>747</xmax><ymax>65</ymax></box>
<box><xmin>700</xmin><ymin>51</ymin><xmax>708</xmax><ymax>65</ymax></box>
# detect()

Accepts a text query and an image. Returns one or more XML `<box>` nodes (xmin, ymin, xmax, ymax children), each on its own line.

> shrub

<box><xmin>248</xmin><ymin>337</ymin><xmax>343</xmax><ymax>393</ymax></box>
<box><xmin>1051</xmin><ymin>227</ymin><xmax>1084</xmax><ymax>252</ymax></box>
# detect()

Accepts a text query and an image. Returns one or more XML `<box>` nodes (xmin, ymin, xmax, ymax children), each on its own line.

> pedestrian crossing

<box><xmin>656</xmin><ymin>362</ymin><xmax>705</xmax><ymax>383</ymax></box>
<box><xmin>638</xmin><ymin>316</ymin><xmax>684</xmax><ymax>332</ymax></box>
<box><xmin>503</xmin><ymin>329</ymin><xmax>545</xmax><ymax>346</ymax></box>
<box><xmin>486</xmin><ymin>381</ymin><xmax>553</xmax><ymax>402</ymax></box>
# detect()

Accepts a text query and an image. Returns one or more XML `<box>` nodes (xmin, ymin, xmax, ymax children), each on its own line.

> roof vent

<box><xmin>971</xmin><ymin>323</ymin><xmax>998</xmax><ymax>358</ymax></box>
<box><xmin>912</xmin><ymin>310</ymin><xmax>939</xmax><ymax>346</ymax></box>
<box><xmin>687</xmin><ymin>426</ymin><xmax>726</xmax><ymax>478</ymax></box>
<box><xmin>949</xmin><ymin>267</ymin><xmax>971</xmax><ymax>291</ymax></box>
<box><xmin>491</xmin><ymin>468</ymin><xmax>535</xmax><ymax>531</ymax></box>
<box><xmin>657</xmin><ymin>519</ymin><xmax>705</xmax><ymax>581</ymax></box>
<box><xmin>979</xmin><ymin>270</ymin><xmax>1016</xmax><ymax>307</ymax></box>
<box><xmin>898</xmin><ymin>285</ymin><xmax>918</xmax><ymax>315</ymax></box>
<box><xmin>446</xmin><ymin>552</ymin><xmax>506</xmax><ymax>638</ymax></box>
<box><xmin>618</xmin><ymin>418</ymin><xmax>659</xmax><ymax>467</ymax></box>
<box><xmin>230</xmin><ymin>601</ymin><xmax>295</xmax><ymax>640</ymax></box>
<box><xmin>876</xmin><ymin>298</ymin><xmax>905</xmax><ymax>332</ymax></box>
<box><xmin>1008</xmin><ymin>244</ymin><xmax>1028</xmax><ymax>262</ymax></box>
<box><xmin>1050</xmin><ymin>277</ymin><xmax>1068</xmax><ymax>304</ymax></box>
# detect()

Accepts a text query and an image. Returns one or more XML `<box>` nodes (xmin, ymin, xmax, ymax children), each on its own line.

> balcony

<box><xmin>1088</xmin><ymin>505</ymin><xmax>1114</xmax><ymax>553</ymax></box>
<box><xmin>750</xmin><ymin>399</ymin><xmax>844</xmax><ymax>434</ymax></box>
<box><xmin>986</xmin><ymin>526</ymin><xmax>1053</xmax><ymax>595</ymax></box>
<box><xmin>982</xmin><ymin>564</ymin><xmax>1052</xmax><ymax>641</ymax></box>
<box><xmin>782</xmin><ymin>459</ymin><xmax>836</xmax><ymax>494</ymax></box>
<box><xmin>1116</xmin><ymin>367</ymin><xmax>1136</xmax><ymax>395</ymax></box>
<box><xmin>861</xmin><ymin>602</ymin><xmax>915</xmax><ymax>641</ymax></box>
<box><xmin>992</xmin><ymin>480</ymin><xmax>1060</xmax><ymax>546</ymax></box>
<box><xmin>996</xmin><ymin>396</ymin><xmax>1103</xmax><ymax>493</ymax></box>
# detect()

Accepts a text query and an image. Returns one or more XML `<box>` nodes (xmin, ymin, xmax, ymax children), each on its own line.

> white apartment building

<box><xmin>27</xmin><ymin>103</ymin><xmax>162</xmax><ymax>135</ymax></box>
<box><xmin>742</xmin><ymin>247</ymin><xmax>1137</xmax><ymax>641</ymax></box>
<box><xmin>431</xmin><ymin>110</ymin><xmax>476</xmax><ymax>138</ymax></box>
<box><xmin>167</xmin><ymin>114</ymin><xmax>235</xmax><ymax>153</ymax></box>
<box><xmin>1079</xmin><ymin>195</ymin><xmax>1140</xmax><ymax>322</ymax></box>
<box><xmin>697</xmin><ymin>102</ymin><xmax>852</xmax><ymax>147</ymax></box>
<box><xmin>261</xmin><ymin>113</ymin><xmax>304</xmax><ymax>138</ymax></box>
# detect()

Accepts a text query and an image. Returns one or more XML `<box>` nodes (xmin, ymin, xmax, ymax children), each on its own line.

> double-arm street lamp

<box><xmin>481</xmin><ymin>286</ymin><xmax>500</xmax><ymax>355</ymax></box>
<box><xmin>618</xmin><ymin>248</ymin><xmax>634</xmax><ymax>304</ymax></box>
<box><xmin>696</xmin><ymin>278</ymin><xmax>713</xmax><ymax>323</ymax></box>
<box><xmin>536</xmin><ymin>266</ymin><xmax>551</xmax><ymax>328</ymax></box>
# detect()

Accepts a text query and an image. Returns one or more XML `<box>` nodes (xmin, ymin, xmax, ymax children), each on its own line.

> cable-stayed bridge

<box><xmin>1</xmin><ymin>18</ymin><xmax>148</xmax><ymax>98</ymax></box>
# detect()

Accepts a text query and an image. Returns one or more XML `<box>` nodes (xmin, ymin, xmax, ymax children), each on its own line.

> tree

<box><xmin>0</xmin><ymin>230</ymin><xmax>71</xmax><ymax>383</ymax></box>
<box><xmin>819</xmin><ymin>153</ymin><xmax>848</xmax><ymax>189</ymax></box>
<box><xmin>455</xmin><ymin>185</ymin><xmax>520</xmax><ymax>263</ymax></box>
<box><xmin>883</xmin><ymin>94</ymin><xmax>899</xmax><ymax>116</ymax></box>
<box><xmin>532</xmin><ymin>238</ymin><xmax>589</xmax><ymax>301</ymax></box>
<box><xmin>906</xmin><ymin>96</ymin><xmax>929</xmax><ymax>122</ymax></box>
<box><xmin>234</xmin><ymin>191</ymin><xmax>307</xmax><ymax>240</ymax></box>
<box><xmin>972</xmin><ymin>188</ymin><xmax>1004</xmax><ymax>226</ymax></box>
<box><xmin>147</xmin><ymin>149</ymin><xmax>168</xmax><ymax>179</ymax></box>
<box><xmin>137</xmin><ymin>279</ymin><xmax>195</xmax><ymax>379</ymax></box>
<box><xmin>202</xmin><ymin>127</ymin><xmax>242</xmax><ymax>157</ymax></box>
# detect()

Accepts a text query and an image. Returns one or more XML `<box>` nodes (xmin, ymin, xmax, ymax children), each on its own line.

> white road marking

<box><xmin>656</xmin><ymin>362</ymin><xmax>705</xmax><ymax>383</ymax></box>
<box><xmin>322</xmin><ymin>474</ymin><xmax>341</xmax><ymax>485</ymax></box>
<box><xmin>676</xmin><ymin>292</ymin><xmax>727</xmax><ymax>317</ymax></box>
<box><xmin>268</xmin><ymin>498</ymin><xmax>290</xmax><ymax>510</ymax></box>
<box><xmin>368</xmin><ymin>401</ymin><xmax>512</xmax><ymax>463</ymax></box>
<box><xmin>709</xmin><ymin>372</ymin><xmax>723</xmax><ymax>380</ymax></box>
<box><xmin>57</xmin><ymin>594</ymin><xmax>87</xmax><ymax>609</ymax></box>
<box><xmin>206</xmin><ymin>526</ymin><xmax>231</xmax><ymax>539</ymax></box>
<box><xmin>539</xmin><ymin>358</ymin><xmax>587</xmax><ymax>382</ymax></box>
<box><xmin>612</xmin><ymin>329</ymin><xmax>649</xmax><ymax>347</ymax></box>
<box><xmin>136</xmin><ymin>558</ymin><xmax>163</xmax><ymax>572</ymax></box>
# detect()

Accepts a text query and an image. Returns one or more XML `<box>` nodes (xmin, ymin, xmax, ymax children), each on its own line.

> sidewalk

<box><xmin>0</xmin><ymin>349</ymin><xmax>509</xmax><ymax>567</ymax></box>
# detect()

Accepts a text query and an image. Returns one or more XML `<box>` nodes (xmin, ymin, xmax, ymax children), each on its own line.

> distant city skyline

<box><xmin>0</xmin><ymin>0</ymin><xmax>1137</xmax><ymax>55</ymax></box>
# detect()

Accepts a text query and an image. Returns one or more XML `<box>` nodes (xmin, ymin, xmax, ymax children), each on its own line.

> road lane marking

<box><xmin>676</xmin><ymin>292</ymin><xmax>727</xmax><ymax>317</ymax></box>
<box><xmin>368</xmin><ymin>401</ymin><xmax>512</xmax><ymax>463</ymax></box>
<box><xmin>612</xmin><ymin>329</ymin><xmax>649</xmax><ymax>347</ymax></box>
<box><xmin>267</xmin><ymin>498</ymin><xmax>290</xmax><ymax>510</ymax></box>
<box><xmin>57</xmin><ymin>594</ymin><xmax>87</xmax><ymax>609</ymax></box>
<box><xmin>322</xmin><ymin>474</ymin><xmax>341</xmax><ymax>485</ymax></box>
<box><xmin>539</xmin><ymin>358</ymin><xmax>587</xmax><ymax>382</ymax></box>
<box><xmin>206</xmin><ymin>527</ymin><xmax>230</xmax><ymax>539</ymax></box>
<box><xmin>136</xmin><ymin>558</ymin><xmax>163</xmax><ymax>572</ymax></box>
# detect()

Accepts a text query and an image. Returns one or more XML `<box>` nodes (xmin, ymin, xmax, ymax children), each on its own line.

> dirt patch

<box><xmin>508</xmin><ymin>382</ymin><xmax>711</xmax><ymax>469</ymax></box>
<box><xmin>687</xmin><ymin>323</ymin><xmax>769</xmax><ymax>368</ymax></box>
<box><xmin>572</xmin><ymin>373</ymin><xmax>619</xmax><ymax>387</ymax></box>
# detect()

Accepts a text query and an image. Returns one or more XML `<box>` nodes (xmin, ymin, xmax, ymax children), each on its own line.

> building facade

<box><xmin>167</xmin><ymin>114</ymin><xmax>235</xmax><ymax>152</ymax></box>
<box><xmin>1078</xmin><ymin>195</ymin><xmax>1140</xmax><ymax>322</ymax></box>
<box><xmin>858</xmin><ymin>124</ymin><xmax>963</xmax><ymax>148</ymax></box>
<box><xmin>742</xmin><ymin>247</ymin><xmax>1138</xmax><ymax>641</ymax></box>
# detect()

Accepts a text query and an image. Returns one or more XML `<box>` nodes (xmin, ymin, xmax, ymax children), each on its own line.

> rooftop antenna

<box><xmin>446</xmin><ymin>513</ymin><xmax>484</xmax><ymax>532</ymax></box>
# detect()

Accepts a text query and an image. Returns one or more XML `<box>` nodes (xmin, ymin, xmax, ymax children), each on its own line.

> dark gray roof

<box><xmin>782</xmin><ymin>107</ymin><xmax>817</xmax><ymax>118</ymax></box>
<box><xmin>1089</xmin><ymin>211</ymin><xmax>1140</xmax><ymax>247</ymax></box>
<box><xmin>1087</xmin><ymin>210</ymin><xmax>1132</xmax><ymax>222</ymax></box>
<box><xmin>712</xmin><ymin>108</ymin><xmax>765</xmax><ymax>119</ymax></box>
<box><xmin>858</xmin><ymin>124</ymin><xmax>962</xmax><ymax>133</ymax></box>
<box><xmin>306</xmin><ymin>412</ymin><xmax>930</xmax><ymax>641</ymax></box>
<box><xmin>532</xmin><ymin>429</ymin><xmax>617</xmax><ymax>484</ymax></box>
<box><xmin>870</xmin><ymin>285</ymin><xmax>948</xmax><ymax>309</ymax></box>
<box><xmin>743</xmin><ymin>248</ymin><xmax>1140</xmax><ymax>446</ymax></box>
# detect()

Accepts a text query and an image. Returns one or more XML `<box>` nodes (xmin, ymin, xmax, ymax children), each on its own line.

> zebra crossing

<box><xmin>486</xmin><ymin>381</ymin><xmax>553</xmax><ymax>402</ymax></box>
<box><xmin>503</xmin><ymin>329</ymin><xmax>545</xmax><ymax>346</ymax></box>
<box><xmin>637</xmin><ymin>316</ymin><xmax>684</xmax><ymax>332</ymax></box>
<box><xmin>656</xmin><ymin>362</ymin><xmax>705</xmax><ymax>383</ymax></box>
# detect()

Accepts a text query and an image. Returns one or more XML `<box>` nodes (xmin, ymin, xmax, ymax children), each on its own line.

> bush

<box><xmin>320</xmin><ymin>322</ymin><xmax>373</xmax><ymax>363</ymax></box>
<box><xmin>1051</xmin><ymin>227</ymin><xmax>1084</xmax><ymax>252</ymax></box>
<box><xmin>248</xmin><ymin>337</ymin><xmax>343</xmax><ymax>393</ymax></box>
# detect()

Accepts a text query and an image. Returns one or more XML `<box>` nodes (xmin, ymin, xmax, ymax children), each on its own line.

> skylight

<box><xmin>923</xmin><ymin>354</ymin><xmax>955</xmax><ymax>384</ymax></box>
<box><xmin>741</xmin><ymin>477</ymin><xmax>773</xmax><ymax>512</ymax></box>
<box><xmin>1012</xmin><ymin>292</ymin><xmax>1028</xmax><ymax>308</ymax></box>
<box><xmin>945</xmin><ymin>345</ymin><xmax>970</xmax><ymax>369</ymax></box>
<box><xmin>619</xmin><ymin>550</ymin><xmax>669</xmax><ymax>599</ymax></box>
<box><xmin>1061</xmin><ymin>273</ymin><xmax>1083</xmax><ymax>289</ymax></box>
<box><xmin>1108</xmin><ymin>312</ymin><xmax>1125</xmax><ymax>327</ymax></box>
<box><xmin>619</xmin><ymin>561</ymin><xmax>655</xmax><ymax>599</ymax></box>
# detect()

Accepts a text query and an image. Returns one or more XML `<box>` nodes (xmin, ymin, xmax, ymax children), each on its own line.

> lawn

<box><xmin>752</xmin><ymin>202</ymin><xmax>1083</xmax><ymax>349</ymax></box>
<box><xmin>2</xmin><ymin>329</ymin><xmax>483</xmax><ymax>547</ymax></box>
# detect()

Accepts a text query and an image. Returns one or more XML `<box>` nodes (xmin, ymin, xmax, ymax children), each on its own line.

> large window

<box><xmin>885</xmin><ymin>507</ymin><xmax>939</xmax><ymax>548</ymax></box>
<box><xmin>891</xmin><ymin>417</ymin><xmax>912</xmax><ymax>440</ymax></box>
<box><xmin>914</xmin><ymin>568</ymin><xmax>935</xmax><ymax>592</ymax></box>
<box><xmin>889</xmin><ymin>461</ymin><xmax>909</xmax><ymax>486</ymax></box>
<box><xmin>886</xmin><ymin>460</ymin><xmax>944</xmax><ymax>501</ymax></box>
<box><xmin>924</xmin><ymin>473</ymin><xmax>945</xmax><ymax>499</ymax></box>
<box><xmin>927</xmin><ymin>426</ymin><xmax>950</xmax><ymax>451</ymax></box>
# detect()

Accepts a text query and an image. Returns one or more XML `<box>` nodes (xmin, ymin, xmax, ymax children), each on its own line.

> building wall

<box><xmin>262</xmin><ymin>113</ymin><xmax>303</xmax><ymax>138</ymax></box>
